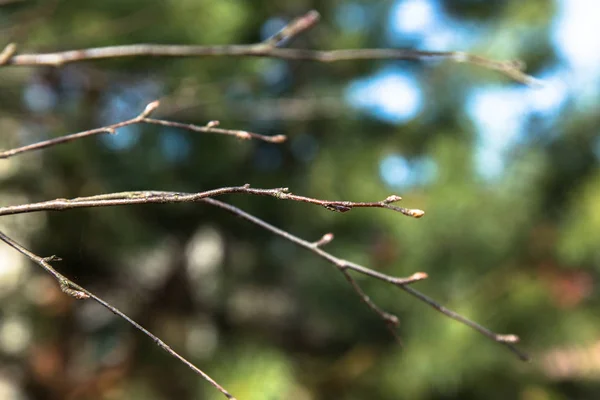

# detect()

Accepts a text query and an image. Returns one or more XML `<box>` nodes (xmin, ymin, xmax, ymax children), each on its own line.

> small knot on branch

<box><xmin>496</xmin><ymin>334</ymin><xmax>520</xmax><ymax>344</ymax></box>
<box><xmin>234</xmin><ymin>130</ymin><xmax>252</xmax><ymax>140</ymax></box>
<box><xmin>273</xmin><ymin>187</ymin><xmax>290</xmax><ymax>199</ymax></box>
<box><xmin>323</xmin><ymin>204</ymin><xmax>352</xmax><ymax>213</ymax></box>
<box><xmin>59</xmin><ymin>281</ymin><xmax>90</xmax><ymax>299</ymax></box>
<box><xmin>386</xmin><ymin>314</ymin><xmax>400</xmax><ymax>327</ymax></box>
<box><xmin>44</xmin><ymin>255</ymin><xmax>62</xmax><ymax>262</ymax></box>
<box><xmin>65</xmin><ymin>288</ymin><xmax>90</xmax><ymax>299</ymax></box>
<box><xmin>206</xmin><ymin>120</ymin><xmax>220</xmax><ymax>128</ymax></box>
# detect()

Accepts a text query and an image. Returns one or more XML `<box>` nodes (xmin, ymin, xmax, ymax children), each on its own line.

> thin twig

<box><xmin>0</xmin><ymin>42</ymin><xmax>17</xmax><ymax>65</ymax></box>
<box><xmin>1</xmin><ymin>10</ymin><xmax>541</xmax><ymax>86</ymax></box>
<box><xmin>202</xmin><ymin>198</ymin><xmax>530</xmax><ymax>361</ymax></box>
<box><xmin>0</xmin><ymin>230</ymin><xmax>237</xmax><ymax>400</ymax></box>
<box><xmin>0</xmin><ymin>100</ymin><xmax>285</xmax><ymax>159</ymax></box>
<box><xmin>0</xmin><ymin>185</ymin><xmax>425</xmax><ymax>219</ymax></box>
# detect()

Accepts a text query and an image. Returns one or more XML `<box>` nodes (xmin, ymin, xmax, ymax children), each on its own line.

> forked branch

<box><xmin>0</xmin><ymin>184</ymin><xmax>528</xmax><ymax>361</ymax></box>
<box><xmin>0</xmin><ymin>10</ymin><xmax>541</xmax><ymax>86</ymax></box>
<box><xmin>0</xmin><ymin>185</ymin><xmax>424</xmax><ymax>219</ymax></box>
<box><xmin>203</xmin><ymin>198</ymin><xmax>530</xmax><ymax>361</ymax></box>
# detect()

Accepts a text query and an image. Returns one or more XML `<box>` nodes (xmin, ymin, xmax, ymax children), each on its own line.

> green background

<box><xmin>0</xmin><ymin>0</ymin><xmax>598</xmax><ymax>399</ymax></box>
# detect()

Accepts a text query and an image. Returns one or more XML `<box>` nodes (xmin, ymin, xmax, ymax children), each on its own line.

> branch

<box><xmin>0</xmin><ymin>185</ymin><xmax>527</xmax><ymax>367</ymax></box>
<box><xmin>0</xmin><ymin>10</ymin><xmax>541</xmax><ymax>86</ymax></box>
<box><xmin>0</xmin><ymin>185</ymin><xmax>425</xmax><ymax>219</ymax></box>
<box><xmin>202</xmin><ymin>198</ymin><xmax>530</xmax><ymax>361</ymax></box>
<box><xmin>0</xmin><ymin>101</ymin><xmax>285</xmax><ymax>159</ymax></box>
<box><xmin>0</xmin><ymin>230</ymin><xmax>237</xmax><ymax>400</ymax></box>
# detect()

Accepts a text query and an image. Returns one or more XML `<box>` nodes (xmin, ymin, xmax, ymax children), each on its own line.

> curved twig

<box><xmin>0</xmin><ymin>101</ymin><xmax>285</xmax><ymax>159</ymax></box>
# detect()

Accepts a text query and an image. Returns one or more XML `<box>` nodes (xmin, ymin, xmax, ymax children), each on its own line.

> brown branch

<box><xmin>0</xmin><ymin>101</ymin><xmax>285</xmax><ymax>159</ymax></box>
<box><xmin>0</xmin><ymin>185</ymin><xmax>424</xmax><ymax>219</ymax></box>
<box><xmin>0</xmin><ymin>230</ymin><xmax>237</xmax><ymax>400</ymax></box>
<box><xmin>0</xmin><ymin>10</ymin><xmax>541</xmax><ymax>86</ymax></box>
<box><xmin>0</xmin><ymin>42</ymin><xmax>17</xmax><ymax>65</ymax></box>
<box><xmin>202</xmin><ymin>198</ymin><xmax>530</xmax><ymax>361</ymax></box>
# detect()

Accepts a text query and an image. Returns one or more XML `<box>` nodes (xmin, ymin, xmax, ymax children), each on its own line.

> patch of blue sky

<box><xmin>379</xmin><ymin>153</ymin><xmax>438</xmax><ymax>188</ymax></box>
<box><xmin>99</xmin><ymin>94</ymin><xmax>141</xmax><ymax>151</ymax></box>
<box><xmin>23</xmin><ymin>81</ymin><xmax>56</xmax><ymax>114</ymax></box>
<box><xmin>260</xmin><ymin>17</ymin><xmax>287</xmax><ymax>42</ymax></box>
<box><xmin>99</xmin><ymin>79</ymin><xmax>162</xmax><ymax>151</ymax></box>
<box><xmin>467</xmin><ymin>67</ymin><xmax>569</xmax><ymax>178</ymax></box>
<box><xmin>552</xmin><ymin>0</ymin><xmax>600</xmax><ymax>97</ymax></box>
<box><xmin>388</xmin><ymin>0</ymin><xmax>437</xmax><ymax>38</ymax></box>
<box><xmin>387</xmin><ymin>0</ymin><xmax>481</xmax><ymax>50</ymax></box>
<box><xmin>345</xmin><ymin>68</ymin><xmax>423</xmax><ymax>124</ymax></box>
<box><xmin>467</xmin><ymin>87</ymin><xmax>528</xmax><ymax>178</ymax></box>
<box><xmin>160</xmin><ymin>130</ymin><xmax>190</xmax><ymax>163</ymax></box>
<box><xmin>381</xmin><ymin>0</ymin><xmax>596</xmax><ymax>179</ymax></box>
<box><xmin>335</xmin><ymin>2</ymin><xmax>371</xmax><ymax>33</ymax></box>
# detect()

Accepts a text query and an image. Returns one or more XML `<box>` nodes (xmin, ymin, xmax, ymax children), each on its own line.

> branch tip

<box><xmin>0</xmin><ymin>42</ymin><xmax>17</xmax><ymax>65</ymax></box>
<box><xmin>270</xmin><ymin>134</ymin><xmax>287</xmax><ymax>143</ymax></box>
<box><xmin>263</xmin><ymin>9</ymin><xmax>321</xmax><ymax>47</ymax></box>
<box><xmin>298</xmin><ymin>10</ymin><xmax>321</xmax><ymax>29</ymax></box>
<box><xmin>409</xmin><ymin>209</ymin><xmax>425</xmax><ymax>218</ymax></box>
<box><xmin>314</xmin><ymin>232</ymin><xmax>334</xmax><ymax>247</ymax></box>
<box><xmin>392</xmin><ymin>272</ymin><xmax>428</xmax><ymax>285</ymax></box>
<box><xmin>384</xmin><ymin>194</ymin><xmax>402</xmax><ymax>204</ymax></box>
<box><xmin>411</xmin><ymin>272</ymin><xmax>428</xmax><ymax>280</ymax></box>
<box><xmin>140</xmin><ymin>100</ymin><xmax>160</xmax><ymax>118</ymax></box>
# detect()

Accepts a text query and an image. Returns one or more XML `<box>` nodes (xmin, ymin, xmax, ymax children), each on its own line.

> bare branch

<box><xmin>203</xmin><ymin>198</ymin><xmax>530</xmax><ymax>361</ymax></box>
<box><xmin>0</xmin><ymin>10</ymin><xmax>540</xmax><ymax>86</ymax></box>
<box><xmin>0</xmin><ymin>185</ymin><xmax>424</xmax><ymax>220</ymax></box>
<box><xmin>0</xmin><ymin>101</ymin><xmax>285</xmax><ymax>159</ymax></box>
<box><xmin>0</xmin><ymin>230</ymin><xmax>237</xmax><ymax>400</ymax></box>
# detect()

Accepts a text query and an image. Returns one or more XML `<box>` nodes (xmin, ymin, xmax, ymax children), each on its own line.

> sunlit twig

<box><xmin>0</xmin><ymin>101</ymin><xmax>285</xmax><ymax>159</ymax></box>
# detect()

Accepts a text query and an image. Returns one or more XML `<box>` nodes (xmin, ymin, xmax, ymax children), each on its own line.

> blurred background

<box><xmin>0</xmin><ymin>0</ymin><xmax>599</xmax><ymax>399</ymax></box>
